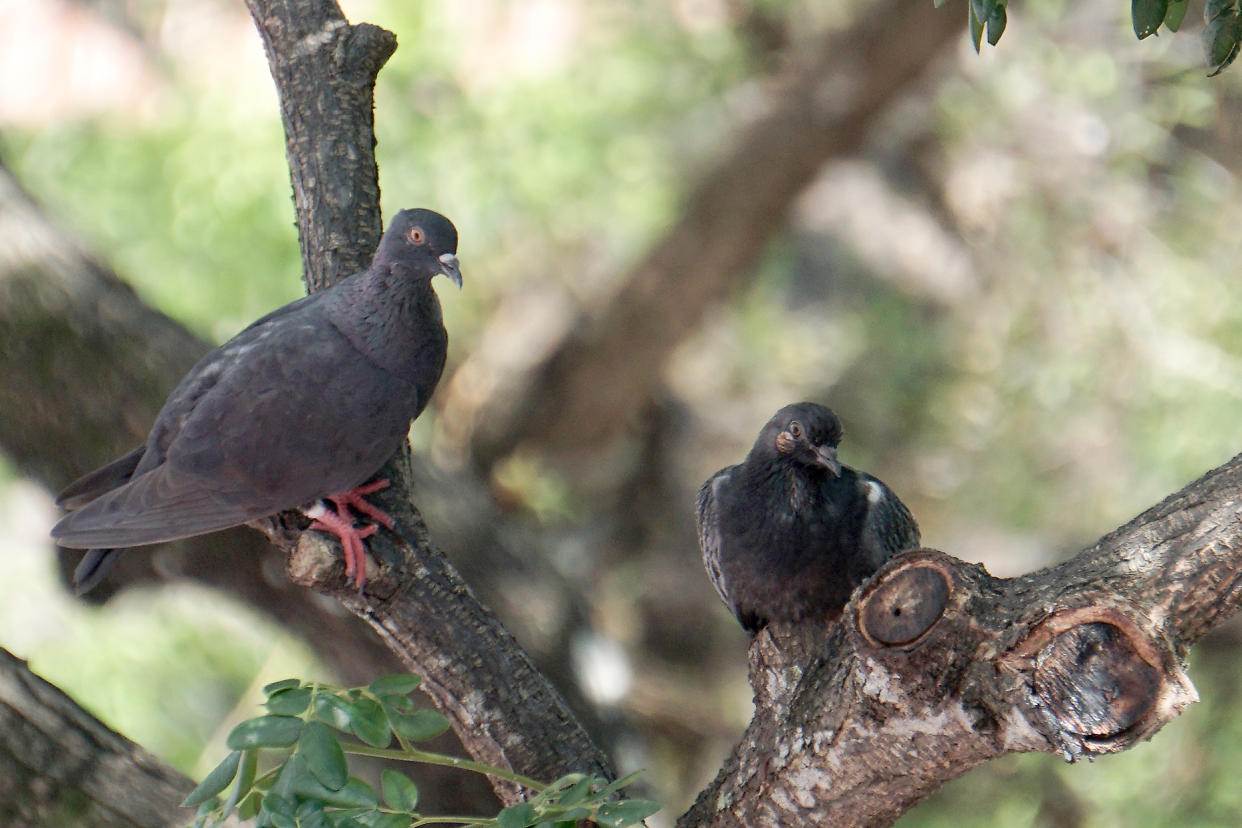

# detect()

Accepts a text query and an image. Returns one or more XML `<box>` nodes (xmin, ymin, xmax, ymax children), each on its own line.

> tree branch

<box><xmin>243</xmin><ymin>0</ymin><xmax>395</xmax><ymax>291</ymax></box>
<box><xmin>242</xmin><ymin>0</ymin><xmax>613</xmax><ymax>798</ymax></box>
<box><xmin>679</xmin><ymin>452</ymin><xmax>1242</xmax><ymax>826</ymax></box>
<box><xmin>0</xmin><ymin>648</ymin><xmax>198</xmax><ymax>828</ymax></box>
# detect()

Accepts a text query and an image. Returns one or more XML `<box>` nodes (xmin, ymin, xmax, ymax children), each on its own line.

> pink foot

<box><xmin>304</xmin><ymin>478</ymin><xmax>393</xmax><ymax>589</ymax></box>
<box><xmin>325</xmin><ymin>479</ymin><xmax>395</xmax><ymax>530</ymax></box>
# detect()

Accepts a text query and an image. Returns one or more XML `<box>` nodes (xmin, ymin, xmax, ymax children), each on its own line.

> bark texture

<box><xmin>679</xmin><ymin>452</ymin><xmax>1242</xmax><ymax>827</ymax></box>
<box><xmin>243</xmin><ymin>0</ymin><xmax>395</xmax><ymax>292</ymax></box>
<box><xmin>0</xmin><ymin>648</ymin><xmax>200</xmax><ymax>828</ymax></box>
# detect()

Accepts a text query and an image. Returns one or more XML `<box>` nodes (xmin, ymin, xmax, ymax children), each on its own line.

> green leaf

<box><xmin>181</xmin><ymin>750</ymin><xmax>241</xmax><ymax>807</ymax></box>
<box><xmin>985</xmin><ymin>3</ymin><xmax>1007</xmax><ymax>45</ymax></box>
<box><xmin>267</xmin><ymin>812</ymin><xmax>297</xmax><ymax>828</ymax></box>
<box><xmin>595</xmin><ymin>800</ymin><xmax>663</xmax><ymax>827</ymax></box>
<box><xmin>554</xmin><ymin>808</ymin><xmax>590</xmax><ymax>821</ymax></box>
<box><xmin>595</xmin><ymin>770</ymin><xmax>644</xmax><ymax>799</ymax></box>
<box><xmin>239</xmin><ymin>792</ymin><xmax>262</xmax><ymax>820</ymax></box>
<box><xmin>380</xmin><ymin>769</ymin><xmax>420</xmax><ymax>811</ymax></box>
<box><xmin>380</xmin><ymin>694</ymin><xmax>417</xmax><ymax>716</ymax></box>
<box><xmin>266</xmin><ymin>686</ymin><xmax>312</xmax><ymax>716</ymax></box>
<box><xmin>313</xmin><ymin>693</ymin><xmax>357</xmax><ymax>733</ymax></box>
<box><xmin>555</xmin><ymin>775</ymin><xmax>593</xmax><ymax>806</ymax></box>
<box><xmin>324</xmin><ymin>777</ymin><xmax>381</xmax><ymax>809</ymax></box>
<box><xmin>371</xmin><ymin>813</ymin><xmax>413</xmax><ymax>828</ymax></box>
<box><xmin>264</xmin><ymin>792</ymin><xmax>296</xmax><ymax>817</ymax></box>
<box><xmin>1133</xmin><ymin>0</ymin><xmax>1169</xmax><ymax>38</ymax></box>
<box><xmin>227</xmin><ymin>715</ymin><xmax>304</xmax><ymax>750</ymax></box>
<box><xmin>368</xmin><ymin>674</ymin><xmax>422</xmax><ymax>696</ymax></box>
<box><xmin>263</xmin><ymin>678</ymin><xmax>303</xmax><ymax>696</ymax></box>
<box><xmin>271</xmin><ymin>756</ymin><xmax>376</xmax><ymax>809</ymax></box>
<box><xmin>325</xmin><ymin>808</ymin><xmax>371</xmax><ymax>828</ymax></box>
<box><xmin>1206</xmin><ymin>0</ymin><xmax>1237</xmax><ymax>21</ymax></box>
<box><xmin>295</xmin><ymin>800</ymin><xmax>327</xmax><ymax>828</ymax></box>
<box><xmin>1206</xmin><ymin>10</ymin><xmax>1242</xmax><ymax>75</ymax></box>
<box><xmin>222</xmin><ymin>749</ymin><xmax>258</xmax><ymax>818</ymax></box>
<box><xmin>968</xmin><ymin>1</ymin><xmax>984</xmax><ymax>52</ymax></box>
<box><xmin>349</xmin><ymin>697</ymin><xmax>392</xmax><ymax>747</ymax></box>
<box><xmin>387</xmin><ymin>709</ymin><xmax>451</xmax><ymax>742</ymax></box>
<box><xmin>300</xmin><ymin>721</ymin><xmax>349</xmax><ymax>791</ymax></box>
<box><xmin>1165</xmin><ymin>0</ymin><xmax>1189</xmax><ymax>30</ymax></box>
<box><xmin>497</xmin><ymin>802</ymin><xmax>538</xmax><ymax>828</ymax></box>
<box><xmin>270</xmin><ymin>752</ymin><xmax>316</xmax><ymax>802</ymax></box>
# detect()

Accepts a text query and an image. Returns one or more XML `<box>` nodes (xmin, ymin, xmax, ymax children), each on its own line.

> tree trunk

<box><xmin>0</xmin><ymin>648</ymin><xmax>203</xmax><ymax>828</ymax></box>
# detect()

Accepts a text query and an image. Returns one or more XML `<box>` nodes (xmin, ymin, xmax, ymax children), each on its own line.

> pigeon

<box><xmin>52</xmin><ymin>208</ymin><xmax>462</xmax><ymax>593</ymax></box>
<box><xmin>696</xmin><ymin>402</ymin><xmax>920</xmax><ymax>634</ymax></box>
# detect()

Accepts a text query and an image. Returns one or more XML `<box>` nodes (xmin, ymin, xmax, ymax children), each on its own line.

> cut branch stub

<box><xmin>1003</xmin><ymin>605</ymin><xmax>1198</xmax><ymax>760</ymax></box>
<box><xmin>856</xmin><ymin>555</ymin><xmax>951</xmax><ymax>647</ymax></box>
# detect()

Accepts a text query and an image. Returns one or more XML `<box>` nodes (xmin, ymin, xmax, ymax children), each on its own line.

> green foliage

<box><xmin>1204</xmin><ymin>0</ymin><xmax>1242</xmax><ymax>75</ymax></box>
<box><xmin>967</xmin><ymin>0</ymin><xmax>1008</xmax><ymax>51</ymax></box>
<box><xmin>951</xmin><ymin>0</ymin><xmax>1239</xmax><ymax>74</ymax></box>
<box><xmin>186</xmin><ymin>675</ymin><xmax>660</xmax><ymax>828</ymax></box>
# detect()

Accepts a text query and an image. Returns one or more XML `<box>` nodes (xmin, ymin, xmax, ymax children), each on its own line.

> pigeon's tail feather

<box><xmin>51</xmin><ymin>466</ymin><xmax>271</xmax><ymax>550</ymax></box>
<box><xmin>57</xmin><ymin>447</ymin><xmax>145</xmax><ymax>509</ymax></box>
<box><xmin>74</xmin><ymin>549</ymin><xmax>122</xmax><ymax>594</ymax></box>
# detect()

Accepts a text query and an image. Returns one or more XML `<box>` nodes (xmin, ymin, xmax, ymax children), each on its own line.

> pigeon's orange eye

<box><xmin>408</xmin><ymin>226</ymin><xmax>425</xmax><ymax>243</ymax></box>
<box><xmin>788</xmin><ymin>421</ymin><xmax>803</xmax><ymax>439</ymax></box>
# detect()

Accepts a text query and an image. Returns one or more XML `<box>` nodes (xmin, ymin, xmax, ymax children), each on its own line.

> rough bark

<box><xmin>243</xmin><ymin>0</ymin><xmax>395</xmax><ymax>292</ymax></box>
<box><xmin>242</xmin><ymin>0</ymin><xmax>614</xmax><ymax>798</ymax></box>
<box><xmin>453</xmin><ymin>0</ymin><xmax>964</xmax><ymax>470</ymax></box>
<box><xmin>679</xmin><ymin>452</ymin><xmax>1242</xmax><ymax>827</ymax></box>
<box><xmin>0</xmin><ymin>648</ymin><xmax>202</xmax><ymax>828</ymax></box>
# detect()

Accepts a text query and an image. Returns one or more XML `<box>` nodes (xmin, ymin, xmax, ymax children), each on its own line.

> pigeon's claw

<box><xmin>309</xmin><ymin>510</ymin><xmax>378</xmax><ymax>589</ymax></box>
<box><xmin>327</xmin><ymin>478</ymin><xmax>395</xmax><ymax>530</ymax></box>
<box><xmin>306</xmin><ymin>480</ymin><xmax>395</xmax><ymax>589</ymax></box>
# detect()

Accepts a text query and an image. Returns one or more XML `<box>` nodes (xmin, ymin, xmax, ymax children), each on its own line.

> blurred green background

<box><xmin>2</xmin><ymin>0</ymin><xmax>1242</xmax><ymax>825</ymax></box>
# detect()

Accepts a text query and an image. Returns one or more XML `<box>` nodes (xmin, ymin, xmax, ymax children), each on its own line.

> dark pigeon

<box><xmin>696</xmin><ymin>402</ymin><xmax>920</xmax><ymax>634</ymax></box>
<box><xmin>52</xmin><ymin>208</ymin><xmax>462</xmax><ymax>593</ymax></box>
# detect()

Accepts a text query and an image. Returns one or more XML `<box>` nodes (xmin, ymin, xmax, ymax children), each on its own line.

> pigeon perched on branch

<box><xmin>53</xmin><ymin>208</ymin><xmax>462</xmax><ymax>593</ymax></box>
<box><xmin>696</xmin><ymin>402</ymin><xmax>920</xmax><ymax>633</ymax></box>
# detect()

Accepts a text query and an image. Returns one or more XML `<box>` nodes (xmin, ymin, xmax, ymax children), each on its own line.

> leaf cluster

<box><xmin>182</xmin><ymin>675</ymin><xmax>660</xmax><ymax>828</ymax></box>
<box><xmin>936</xmin><ymin>0</ymin><xmax>1239</xmax><ymax>75</ymax></box>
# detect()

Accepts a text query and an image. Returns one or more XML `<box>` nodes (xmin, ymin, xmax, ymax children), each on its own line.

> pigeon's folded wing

<box><xmin>857</xmin><ymin>473</ymin><xmax>921</xmax><ymax>568</ymax></box>
<box><xmin>696</xmin><ymin>470</ymin><xmax>733</xmax><ymax>610</ymax></box>
<box><xmin>56</xmin><ymin>446</ymin><xmax>145</xmax><ymax>509</ymax></box>
<box><xmin>51</xmin><ymin>464</ymin><xmax>272</xmax><ymax>549</ymax></box>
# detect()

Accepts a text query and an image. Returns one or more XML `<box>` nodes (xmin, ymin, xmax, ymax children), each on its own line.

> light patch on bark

<box><xmin>294</xmin><ymin>18</ymin><xmax>347</xmax><ymax>58</ymax></box>
<box><xmin>859</xmin><ymin>662</ymin><xmax>902</xmax><ymax>704</ymax></box>
<box><xmin>880</xmin><ymin>705</ymin><xmax>971</xmax><ymax>738</ymax></box>
<box><xmin>998</xmin><ymin>706</ymin><xmax>1046</xmax><ymax>751</ymax></box>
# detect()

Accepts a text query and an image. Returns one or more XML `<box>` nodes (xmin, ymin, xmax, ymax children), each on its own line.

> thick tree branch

<box><xmin>0</xmin><ymin>648</ymin><xmax>199</xmax><ymax>828</ymax></box>
<box><xmin>453</xmin><ymin>0</ymin><xmax>964</xmax><ymax>470</ymax></box>
<box><xmin>243</xmin><ymin>0</ymin><xmax>613</xmax><ymax>797</ymax></box>
<box><xmin>679</xmin><ymin>452</ymin><xmax>1242</xmax><ymax>827</ymax></box>
<box><xmin>243</xmin><ymin>0</ymin><xmax>395</xmax><ymax>291</ymax></box>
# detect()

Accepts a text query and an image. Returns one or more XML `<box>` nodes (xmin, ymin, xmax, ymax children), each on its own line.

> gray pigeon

<box><xmin>52</xmin><ymin>208</ymin><xmax>462</xmax><ymax>593</ymax></box>
<box><xmin>696</xmin><ymin>402</ymin><xmax>921</xmax><ymax>633</ymax></box>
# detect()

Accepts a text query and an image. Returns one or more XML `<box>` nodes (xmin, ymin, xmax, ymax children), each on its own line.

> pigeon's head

<box><xmin>377</xmin><ymin>208</ymin><xmax>463</xmax><ymax>289</ymax></box>
<box><xmin>757</xmin><ymin>402</ymin><xmax>843</xmax><ymax>476</ymax></box>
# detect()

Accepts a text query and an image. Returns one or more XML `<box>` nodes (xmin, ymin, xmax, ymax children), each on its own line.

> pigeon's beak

<box><xmin>438</xmin><ymin>253</ymin><xmax>463</xmax><ymax>289</ymax></box>
<box><xmin>814</xmin><ymin>445</ymin><xmax>842</xmax><ymax>477</ymax></box>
